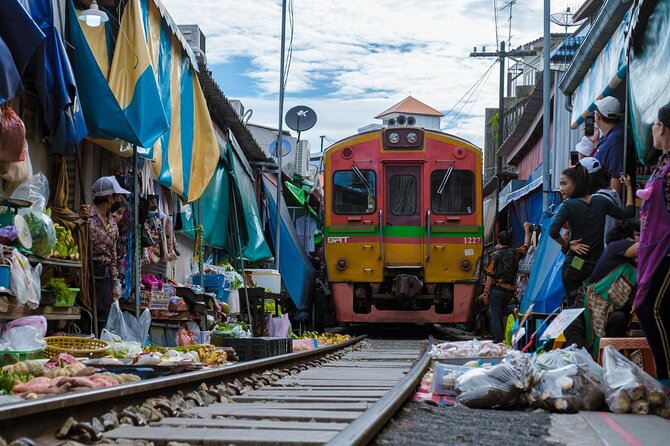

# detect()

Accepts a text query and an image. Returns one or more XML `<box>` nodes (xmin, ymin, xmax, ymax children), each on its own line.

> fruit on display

<box><xmin>52</xmin><ymin>222</ymin><xmax>79</xmax><ymax>260</ymax></box>
<box><xmin>197</xmin><ymin>344</ymin><xmax>227</xmax><ymax>366</ymax></box>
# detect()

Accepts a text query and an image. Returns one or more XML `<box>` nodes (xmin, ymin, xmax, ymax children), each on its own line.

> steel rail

<box><xmin>325</xmin><ymin>336</ymin><xmax>433</xmax><ymax>446</ymax></box>
<box><xmin>0</xmin><ymin>335</ymin><xmax>365</xmax><ymax>441</ymax></box>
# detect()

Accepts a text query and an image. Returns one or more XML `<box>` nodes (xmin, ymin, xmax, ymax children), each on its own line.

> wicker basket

<box><xmin>44</xmin><ymin>336</ymin><xmax>109</xmax><ymax>359</ymax></box>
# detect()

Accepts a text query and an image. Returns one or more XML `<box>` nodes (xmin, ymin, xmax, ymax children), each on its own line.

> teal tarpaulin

<box><xmin>228</xmin><ymin>134</ymin><xmax>272</xmax><ymax>262</ymax></box>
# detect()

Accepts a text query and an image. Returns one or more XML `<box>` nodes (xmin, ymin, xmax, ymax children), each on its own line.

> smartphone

<box><xmin>584</xmin><ymin>115</ymin><xmax>595</xmax><ymax>136</ymax></box>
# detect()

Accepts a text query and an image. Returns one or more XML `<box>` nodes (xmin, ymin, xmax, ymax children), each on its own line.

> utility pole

<box><xmin>274</xmin><ymin>0</ymin><xmax>287</xmax><ymax>271</ymax></box>
<box><xmin>470</xmin><ymin>42</ymin><xmax>536</xmax><ymax>183</ymax></box>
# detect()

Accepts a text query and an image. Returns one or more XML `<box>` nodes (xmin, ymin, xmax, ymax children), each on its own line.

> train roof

<box><xmin>324</xmin><ymin>128</ymin><xmax>482</xmax><ymax>153</ymax></box>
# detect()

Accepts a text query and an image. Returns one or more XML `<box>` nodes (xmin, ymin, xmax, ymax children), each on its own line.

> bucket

<box><xmin>0</xmin><ymin>264</ymin><xmax>10</xmax><ymax>289</ymax></box>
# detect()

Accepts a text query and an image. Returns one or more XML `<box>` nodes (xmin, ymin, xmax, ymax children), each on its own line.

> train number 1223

<box><xmin>464</xmin><ymin>237</ymin><xmax>482</xmax><ymax>244</ymax></box>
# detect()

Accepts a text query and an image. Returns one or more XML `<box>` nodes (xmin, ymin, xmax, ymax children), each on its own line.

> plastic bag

<box><xmin>0</xmin><ymin>325</ymin><xmax>46</xmax><ymax>350</ymax></box>
<box><xmin>266</xmin><ymin>313</ymin><xmax>291</xmax><ymax>337</ymax></box>
<box><xmin>1</xmin><ymin>315</ymin><xmax>47</xmax><ymax>338</ymax></box>
<box><xmin>0</xmin><ymin>139</ymin><xmax>32</xmax><ymax>183</ymax></box>
<box><xmin>528</xmin><ymin>364</ymin><xmax>604</xmax><ymax>413</ymax></box>
<box><xmin>8</xmin><ymin>248</ymin><xmax>41</xmax><ymax>309</ymax></box>
<box><xmin>103</xmin><ymin>300</ymin><xmax>152</xmax><ymax>344</ymax></box>
<box><xmin>22</xmin><ymin>211</ymin><xmax>56</xmax><ymax>257</ymax></box>
<box><xmin>213</xmin><ymin>323</ymin><xmax>251</xmax><ymax>338</ymax></box>
<box><xmin>430</xmin><ymin>339</ymin><xmax>510</xmax><ymax>359</ymax></box>
<box><xmin>602</xmin><ymin>345</ymin><xmax>670</xmax><ymax>417</ymax></box>
<box><xmin>534</xmin><ymin>345</ymin><xmax>605</xmax><ymax>386</ymax></box>
<box><xmin>455</xmin><ymin>351</ymin><xmax>534</xmax><ymax>409</ymax></box>
<box><xmin>12</xmin><ymin>172</ymin><xmax>50</xmax><ymax>212</ymax></box>
<box><xmin>100</xmin><ymin>329</ymin><xmax>142</xmax><ymax>358</ymax></box>
<box><xmin>0</xmin><ymin>105</ymin><xmax>26</xmax><ymax>163</ymax></box>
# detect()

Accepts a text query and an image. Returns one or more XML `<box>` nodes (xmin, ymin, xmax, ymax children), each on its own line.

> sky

<box><xmin>162</xmin><ymin>0</ymin><xmax>578</xmax><ymax>153</ymax></box>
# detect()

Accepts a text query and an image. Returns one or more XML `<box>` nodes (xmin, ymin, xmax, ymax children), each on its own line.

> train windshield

<box><xmin>430</xmin><ymin>170</ymin><xmax>474</xmax><ymax>214</ymax></box>
<box><xmin>332</xmin><ymin>169</ymin><xmax>376</xmax><ymax>214</ymax></box>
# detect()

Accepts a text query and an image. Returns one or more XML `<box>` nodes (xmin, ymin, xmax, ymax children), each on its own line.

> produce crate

<box><xmin>431</xmin><ymin>363</ymin><xmax>470</xmax><ymax>396</ymax></box>
<box><xmin>192</xmin><ymin>274</ymin><xmax>226</xmax><ymax>288</ymax></box>
<box><xmin>0</xmin><ymin>349</ymin><xmax>44</xmax><ymax>367</ymax></box>
<box><xmin>53</xmin><ymin>288</ymin><xmax>79</xmax><ymax>308</ymax></box>
<box><xmin>209</xmin><ymin>336</ymin><xmax>293</xmax><ymax>362</ymax></box>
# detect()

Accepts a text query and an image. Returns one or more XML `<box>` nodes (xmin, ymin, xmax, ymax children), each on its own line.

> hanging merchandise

<box><xmin>0</xmin><ymin>139</ymin><xmax>32</xmax><ymax>183</ymax></box>
<box><xmin>0</xmin><ymin>105</ymin><xmax>27</xmax><ymax>162</ymax></box>
<box><xmin>8</xmin><ymin>248</ymin><xmax>41</xmax><ymax>309</ymax></box>
<box><xmin>11</xmin><ymin>173</ymin><xmax>56</xmax><ymax>257</ymax></box>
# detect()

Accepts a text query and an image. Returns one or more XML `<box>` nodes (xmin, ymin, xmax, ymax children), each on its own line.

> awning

<box><xmin>262</xmin><ymin>173</ymin><xmax>316</xmax><ymax>311</ymax></box>
<box><xmin>228</xmin><ymin>133</ymin><xmax>272</xmax><ymax>262</ymax></box>
<box><xmin>67</xmin><ymin>0</ymin><xmax>219</xmax><ymax>202</ymax></box>
<box><xmin>66</xmin><ymin>0</ymin><xmax>168</xmax><ymax>151</ymax></box>
<box><xmin>567</xmin><ymin>7</ymin><xmax>631</xmax><ymax>128</ymax></box>
<box><xmin>629</xmin><ymin>0</ymin><xmax>670</xmax><ymax>164</ymax></box>
<box><xmin>499</xmin><ymin>176</ymin><xmax>543</xmax><ymax>210</ymax></box>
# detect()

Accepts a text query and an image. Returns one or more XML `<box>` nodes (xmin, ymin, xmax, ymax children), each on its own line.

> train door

<box><xmin>384</xmin><ymin>165</ymin><xmax>422</xmax><ymax>266</ymax></box>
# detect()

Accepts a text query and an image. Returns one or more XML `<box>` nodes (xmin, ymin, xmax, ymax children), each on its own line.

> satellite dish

<box><xmin>285</xmin><ymin>105</ymin><xmax>317</xmax><ymax>132</ymax></box>
<box><xmin>550</xmin><ymin>7</ymin><xmax>584</xmax><ymax>32</ymax></box>
<box><xmin>269</xmin><ymin>138</ymin><xmax>292</xmax><ymax>157</ymax></box>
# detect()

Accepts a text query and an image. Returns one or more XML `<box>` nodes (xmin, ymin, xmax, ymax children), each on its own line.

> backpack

<box><xmin>492</xmin><ymin>248</ymin><xmax>518</xmax><ymax>283</ymax></box>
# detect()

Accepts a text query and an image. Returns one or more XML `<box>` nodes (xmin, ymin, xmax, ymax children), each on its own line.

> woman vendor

<box><xmin>636</xmin><ymin>102</ymin><xmax>670</xmax><ymax>385</ymax></box>
<box><xmin>563</xmin><ymin>220</ymin><xmax>639</xmax><ymax>353</ymax></box>
<box><xmin>80</xmin><ymin>176</ymin><xmax>130</xmax><ymax>331</ymax></box>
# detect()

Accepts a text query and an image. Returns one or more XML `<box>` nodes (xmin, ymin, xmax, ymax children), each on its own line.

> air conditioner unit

<box><xmin>295</xmin><ymin>140</ymin><xmax>311</xmax><ymax>177</ymax></box>
<box><xmin>178</xmin><ymin>25</ymin><xmax>206</xmax><ymax>59</ymax></box>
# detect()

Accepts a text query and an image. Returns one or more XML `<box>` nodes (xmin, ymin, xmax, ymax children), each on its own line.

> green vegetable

<box><xmin>23</xmin><ymin>211</ymin><xmax>57</xmax><ymax>257</ymax></box>
<box><xmin>44</xmin><ymin>278</ymin><xmax>74</xmax><ymax>306</ymax></box>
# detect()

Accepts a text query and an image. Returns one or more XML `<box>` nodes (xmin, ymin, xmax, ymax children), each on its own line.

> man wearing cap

<box><xmin>587</xmin><ymin>96</ymin><xmax>625</xmax><ymax>195</ymax></box>
<box><xmin>80</xmin><ymin>176</ymin><xmax>130</xmax><ymax>333</ymax></box>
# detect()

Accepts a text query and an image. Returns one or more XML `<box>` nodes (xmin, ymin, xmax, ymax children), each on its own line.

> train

<box><xmin>322</xmin><ymin>125</ymin><xmax>483</xmax><ymax>324</ymax></box>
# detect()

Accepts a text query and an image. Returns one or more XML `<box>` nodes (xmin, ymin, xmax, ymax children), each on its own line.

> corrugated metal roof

<box><xmin>374</xmin><ymin>96</ymin><xmax>444</xmax><ymax>118</ymax></box>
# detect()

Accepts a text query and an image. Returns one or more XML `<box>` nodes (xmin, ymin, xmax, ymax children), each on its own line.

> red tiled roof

<box><xmin>374</xmin><ymin>96</ymin><xmax>444</xmax><ymax>119</ymax></box>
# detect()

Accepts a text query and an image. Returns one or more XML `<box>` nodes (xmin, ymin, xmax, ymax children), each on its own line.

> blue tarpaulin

<box><xmin>520</xmin><ymin>212</ymin><xmax>565</xmax><ymax>314</ymax></box>
<box><xmin>262</xmin><ymin>174</ymin><xmax>315</xmax><ymax>311</ymax></box>
<box><xmin>23</xmin><ymin>0</ymin><xmax>87</xmax><ymax>154</ymax></box>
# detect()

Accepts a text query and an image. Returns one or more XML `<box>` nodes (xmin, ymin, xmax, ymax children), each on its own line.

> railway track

<box><xmin>0</xmin><ymin>336</ymin><xmax>431</xmax><ymax>445</ymax></box>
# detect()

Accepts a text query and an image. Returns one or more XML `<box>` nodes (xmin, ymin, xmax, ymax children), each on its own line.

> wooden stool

<box><xmin>598</xmin><ymin>337</ymin><xmax>656</xmax><ymax>378</ymax></box>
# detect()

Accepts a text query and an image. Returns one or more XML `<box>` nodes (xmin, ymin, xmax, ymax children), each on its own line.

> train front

<box><xmin>323</xmin><ymin>127</ymin><xmax>483</xmax><ymax>324</ymax></box>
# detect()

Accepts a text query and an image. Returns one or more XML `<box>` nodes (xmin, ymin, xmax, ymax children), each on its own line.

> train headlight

<box><xmin>459</xmin><ymin>259</ymin><xmax>472</xmax><ymax>271</ymax></box>
<box><xmin>388</xmin><ymin>132</ymin><xmax>400</xmax><ymax>144</ymax></box>
<box><xmin>336</xmin><ymin>259</ymin><xmax>348</xmax><ymax>271</ymax></box>
<box><xmin>406</xmin><ymin>132</ymin><xmax>418</xmax><ymax>144</ymax></box>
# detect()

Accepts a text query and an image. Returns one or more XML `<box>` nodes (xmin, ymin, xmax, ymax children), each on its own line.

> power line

<box><xmin>443</xmin><ymin>61</ymin><xmax>497</xmax><ymax>130</ymax></box>
<box><xmin>456</xmin><ymin>64</ymin><xmax>496</xmax><ymax>134</ymax></box>
<box><xmin>283</xmin><ymin>0</ymin><xmax>294</xmax><ymax>89</ymax></box>
<box><xmin>440</xmin><ymin>60</ymin><xmax>497</xmax><ymax>130</ymax></box>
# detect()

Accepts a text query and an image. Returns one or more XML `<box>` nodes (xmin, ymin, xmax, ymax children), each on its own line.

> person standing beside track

<box><xmin>481</xmin><ymin>223</ymin><xmax>531</xmax><ymax>343</ymax></box>
<box><xmin>550</xmin><ymin>164</ymin><xmax>635</xmax><ymax>307</ymax></box>
<box><xmin>635</xmin><ymin>102</ymin><xmax>670</xmax><ymax>385</ymax></box>
<box><xmin>587</xmin><ymin>96</ymin><xmax>626</xmax><ymax>196</ymax></box>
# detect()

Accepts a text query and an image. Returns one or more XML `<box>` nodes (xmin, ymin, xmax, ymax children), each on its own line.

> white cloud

<box><xmin>162</xmin><ymin>0</ymin><xmax>573</xmax><ymax>149</ymax></box>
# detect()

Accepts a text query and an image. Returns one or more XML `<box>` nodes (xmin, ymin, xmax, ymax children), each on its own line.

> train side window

<box><xmin>430</xmin><ymin>170</ymin><xmax>474</xmax><ymax>214</ymax></box>
<box><xmin>389</xmin><ymin>174</ymin><xmax>416</xmax><ymax>215</ymax></box>
<box><xmin>332</xmin><ymin>169</ymin><xmax>376</xmax><ymax>214</ymax></box>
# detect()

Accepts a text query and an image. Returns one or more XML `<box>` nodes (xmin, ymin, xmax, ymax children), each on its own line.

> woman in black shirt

<box><xmin>550</xmin><ymin>164</ymin><xmax>635</xmax><ymax>306</ymax></box>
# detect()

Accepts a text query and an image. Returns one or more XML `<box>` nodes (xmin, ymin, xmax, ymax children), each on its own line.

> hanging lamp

<box><xmin>78</xmin><ymin>0</ymin><xmax>109</xmax><ymax>28</ymax></box>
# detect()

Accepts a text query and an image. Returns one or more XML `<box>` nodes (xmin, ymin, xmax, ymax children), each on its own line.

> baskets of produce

<box><xmin>44</xmin><ymin>278</ymin><xmax>77</xmax><ymax>307</ymax></box>
<box><xmin>0</xmin><ymin>349</ymin><xmax>43</xmax><ymax>367</ymax></box>
<box><xmin>44</xmin><ymin>336</ymin><xmax>109</xmax><ymax>359</ymax></box>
